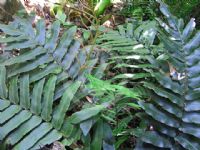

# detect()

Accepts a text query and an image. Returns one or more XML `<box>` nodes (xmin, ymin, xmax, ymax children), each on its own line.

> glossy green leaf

<box><xmin>182</xmin><ymin>18</ymin><xmax>196</xmax><ymax>41</ymax></box>
<box><xmin>143</xmin><ymin>82</ymin><xmax>183</xmax><ymax>107</ymax></box>
<box><xmin>52</xmin><ymin>81</ymin><xmax>81</xmax><ymax>129</ymax></box>
<box><xmin>80</xmin><ymin>119</ymin><xmax>94</xmax><ymax>136</ymax></box>
<box><xmin>8</xmin><ymin>55</ymin><xmax>54</xmax><ymax>78</ymax></box>
<box><xmin>7</xmin><ymin>116</ymin><xmax>42</xmax><ymax>145</ymax></box>
<box><xmin>61</xmin><ymin>40</ymin><xmax>80</xmax><ymax>70</ymax></box>
<box><xmin>3</xmin><ymin>47</ymin><xmax>46</xmax><ymax>66</ymax></box>
<box><xmin>0</xmin><ymin>110</ymin><xmax>32</xmax><ymax>140</ymax></box>
<box><xmin>20</xmin><ymin>74</ymin><xmax>30</xmax><ymax>109</ymax></box>
<box><xmin>0</xmin><ymin>105</ymin><xmax>21</xmax><ymax>124</ymax></box>
<box><xmin>0</xmin><ymin>99</ymin><xmax>10</xmax><ymax>111</ymax></box>
<box><xmin>180</xmin><ymin>123</ymin><xmax>200</xmax><ymax>138</ymax></box>
<box><xmin>13</xmin><ymin>123</ymin><xmax>52</xmax><ymax>150</ymax></box>
<box><xmin>113</xmin><ymin>73</ymin><xmax>151</xmax><ymax>80</ymax></box>
<box><xmin>31</xmin><ymin>78</ymin><xmax>45</xmax><ymax>115</ymax></box>
<box><xmin>140</xmin><ymin>131</ymin><xmax>171</xmax><ymax>148</ymax></box>
<box><xmin>139</xmin><ymin>101</ymin><xmax>180</xmax><ymax>128</ymax></box>
<box><xmin>175</xmin><ymin>135</ymin><xmax>199</xmax><ymax>150</ymax></box>
<box><xmin>5</xmin><ymin>40</ymin><xmax>37</xmax><ymax>51</ymax></box>
<box><xmin>94</xmin><ymin>0</ymin><xmax>111</xmax><ymax>17</ymax></box>
<box><xmin>31</xmin><ymin>129</ymin><xmax>62</xmax><ymax>149</ymax></box>
<box><xmin>45</xmin><ymin>21</ymin><xmax>60</xmax><ymax>51</ymax></box>
<box><xmin>0</xmin><ymin>24</ymin><xmax>22</xmax><ymax>36</ymax></box>
<box><xmin>53</xmin><ymin>26</ymin><xmax>77</xmax><ymax>62</ymax></box>
<box><xmin>70</xmin><ymin>105</ymin><xmax>104</xmax><ymax>124</ymax></box>
<box><xmin>30</xmin><ymin>63</ymin><xmax>62</xmax><ymax>83</ymax></box>
<box><xmin>35</xmin><ymin>19</ymin><xmax>46</xmax><ymax>45</ymax></box>
<box><xmin>8</xmin><ymin>76</ymin><xmax>19</xmax><ymax>104</ymax></box>
<box><xmin>91</xmin><ymin>119</ymin><xmax>104</xmax><ymax>150</ymax></box>
<box><xmin>0</xmin><ymin>66</ymin><xmax>7</xmax><ymax>99</ymax></box>
<box><xmin>61</xmin><ymin>119</ymin><xmax>74</xmax><ymax>137</ymax></box>
<box><xmin>41</xmin><ymin>75</ymin><xmax>57</xmax><ymax>121</ymax></box>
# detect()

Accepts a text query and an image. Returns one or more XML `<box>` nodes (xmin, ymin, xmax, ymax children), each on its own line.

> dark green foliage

<box><xmin>164</xmin><ymin>0</ymin><xmax>200</xmax><ymax>19</ymax></box>
<box><xmin>1</xmin><ymin>0</ymin><xmax>200</xmax><ymax>149</ymax></box>
<box><xmin>135</xmin><ymin>1</ymin><xmax>200</xmax><ymax>149</ymax></box>
<box><xmin>96</xmin><ymin>19</ymin><xmax>157</xmax><ymax>95</ymax></box>
<box><xmin>96</xmin><ymin>1</ymin><xmax>200</xmax><ymax>149</ymax></box>
<box><xmin>0</xmin><ymin>17</ymin><xmax>108</xmax><ymax>149</ymax></box>
<box><xmin>120</xmin><ymin>0</ymin><xmax>157</xmax><ymax>20</ymax></box>
<box><xmin>95</xmin><ymin>18</ymin><xmax>158</xmax><ymax>149</ymax></box>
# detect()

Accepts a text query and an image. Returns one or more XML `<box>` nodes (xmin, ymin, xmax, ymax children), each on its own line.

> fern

<box><xmin>0</xmin><ymin>17</ymin><xmax>107</xmax><ymax>149</ymax></box>
<box><xmin>120</xmin><ymin>0</ymin><xmax>156</xmax><ymax>20</ymax></box>
<box><xmin>135</xmin><ymin>1</ymin><xmax>200</xmax><ymax>149</ymax></box>
<box><xmin>96</xmin><ymin>19</ymin><xmax>157</xmax><ymax>98</ymax></box>
<box><xmin>95</xmin><ymin>19</ymin><xmax>159</xmax><ymax>148</ymax></box>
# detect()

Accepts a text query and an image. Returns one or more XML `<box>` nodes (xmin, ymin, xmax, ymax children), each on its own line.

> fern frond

<box><xmin>97</xmin><ymin>20</ymin><xmax>157</xmax><ymax>87</ymax></box>
<box><xmin>135</xmin><ymin>1</ymin><xmax>200</xmax><ymax>149</ymax></box>
<box><xmin>0</xmin><ymin>17</ymin><xmax>108</xmax><ymax>149</ymax></box>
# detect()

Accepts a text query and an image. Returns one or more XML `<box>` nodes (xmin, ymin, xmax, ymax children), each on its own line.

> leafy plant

<box><xmin>87</xmin><ymin>75</ymin><xmax>140</xmax><ymax>149</ymax></box>
<box><xmin>94</xmin><ymin>18</ymin><xmax>158</xmax><ymax>149</ymax></box>
<box><xmin>0</xmin><ymin>17</ymin><xmax>107</xmax><ymax>149</ymax></box>
<box><xmin>134</xmin><ymin>1</ymin><xmax>200</xmax><ymax>149</ymax></box>
<box><xmin>164</xmin><ymin>0</ymin><xmax>200</xmax><ymax>19</ymax></box>
<box><xmin>120</xmin><ymin>0</ymin><xmax>157</xmax><ymax>20</ymax></box>
<box><xmin>96</xmin><ymin>19</ymin><xmax>158</xmax><ymax>89</ymax></box>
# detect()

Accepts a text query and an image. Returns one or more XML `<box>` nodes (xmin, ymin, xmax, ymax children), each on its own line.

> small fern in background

<box><xmin>120</xmin><ymin>0</ymin><xmax>157</xmax><ymax>20</ymax></box>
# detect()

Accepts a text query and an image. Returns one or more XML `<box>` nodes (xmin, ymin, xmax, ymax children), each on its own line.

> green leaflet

<box><xmin>143</xmin><ymin>82</ymin><xmax>184</xmax><ymax>107</ymax></box>
<box><xmin>7</xmin><ymin>116</ymin><xmax>42</xmax><ymax>145</ymax></box>
<box><xmin>70</xmin><ymin>105</ymin><xmax>105</xmax><ymax>124</ymax></box>
<box><xmin>0</xmin><ymin>35</ymin><xmax>27</xmax><ymax>43</ymax></box>
<box><xmin>31</xmin><ymin>78</ymin><xmax>45</xmax><ymax>115</ymax></box>
<box><xmin>8</xmin><ymin>55</ymin><xmax>54</xmax><ymax>78</ymax></box>
<box><xmin>175</xmin><ymin>135</ymin><xmax>200</xmax><ymax>150</ymax></box>
<box><xmin>3</xmin><ymin>47</ymin><xmax>46</xmax><ymax>66</ymax></box>
<box><xmin>0</xmin><ymin>66</ymin><xmax>7</xmax><ymax>99</ymax></box>
<box><xmin>13</xmin><ymin>123</ymin><xmax>52</xmax><ymax>150</ymax></box>
<box><xmin>20</xmin><ymin>74</ymin><xmax>30</xmax><ymax>109</ymax></box>
<box><xmin>53</xmin><ymin>26</ymin><xmax>77</xmax><ymax>62</ymax></box>
<box><xmin>45</xmin><ymin>21</ymin><xmax>60</xmax><ymax>51</ymax></box>
<box><xmin>80</xmin><ymin>119</ymin><xmax>94</xmax><ymax>136</ymax></box>
<box><xmin>5</xmin><ymin>40</ymin><xmax>37</xmax><ymax>51</ymax></box>
<box><xmin>35</xmin><ymin>19</ymin><xmax>46</xmax><ymax>45</ymax></box>
<box><xmin>91</xmin><ymin>119</ymin><xmax>104</xmax><ymax>150</ymax></box>
<box><xmin>31</xmin><ymin>130</ymin><xmax>62</xmax><ymax>149</ymax></box>
<box><xmin>0</xmin><ymin>99</ymin><xmax>10</xmax><ymax>111</ymax></box>
<box><xmin>8</xmin><ymin>76</ymin><xmax>19</xmax><ymax>104</ymax></box>
<box><xmin>0</xmin><ymin>24</ymin><xmax>22</xmax><ymax>36</ymax></box>
<box><xmin>136</xmin><ymin>1</ymin><xmax>200</xmax><ymax>149</ymax></box>
<box><xmin>139</xmin><ymin>101</ymin><xmax>180</xmax><ymax>128</ymax></box>
<box><xmin>61</xmin><ymin>119</ymin><xmax>74</xmax><ymax>137</ymax></box>
<box><xmin>182</xmin><ymin>18</ymin><xmax>196</xmax><ymax>42</ymax></box>
<box><xmin>150</xmin><ymin>72</ymin><xmax>183</xmax><ymax>94</ymax></box>
<box><xmin>52</xmin><ymin>81</ymin><xmax>81</xmax><ymax>129</ymax></box>
<box><xmin>0</xmin><ymin>105</ymin><xmax>21</xmax><ymax>124</ymax></box>
<box><xmin>0</xmin><ymin>110</ymin><xmax>32</xmax><ymax>140</ymax></box>
<box><xmin>41</xmin><ymin>75</ymin><xmax>57</xmax><ymax>121</ymax></box>
<box><xmin>30</xmin><ymin>63</ymin><xmax>62</xmax><ymax>83</ymax></box>
<box><xmin>140</xmin><ymin>131</ymin><xmax>171</xmax><ymax>148</ymax></box>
